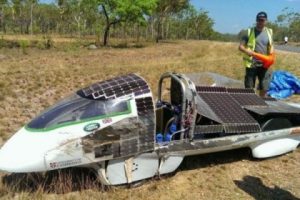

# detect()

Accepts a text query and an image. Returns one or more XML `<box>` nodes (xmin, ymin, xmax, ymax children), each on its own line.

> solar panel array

<box><xmin>196</xmin><ymin>86</ymin><xmax>226</xmax><ymax>93</ymax></box>
<box><xmin>194</xmin><ymin>125</ymin><xmax>224</xmax><ymax>134</ymax></box>
<box><xmin>199</xmin><ymin>92</ymin><xmax>258</xmax><ymax>124</ymax></box>
<box><xmin>196</xmin><ymin>86</ymin><xmax>261</xmax><ymax>134</ymax></box>
<box><xmin>80</xmin><ymin>74</ymin><xmax>156</xmax><ymax>159</ymax></box>
<box><xmin>230</xmin><ymin>93</ymin><xmax>267</xmax><ymax>107</ymax></box>
<box><xmin>135</xmin><ymin>97</ymin><xmax>154</xmax><ymax>115</ymax></box>
<box><xmin>227</xmin><ymin>88</ymin><xmax>268</xmax><ymax>107</ymax></box>
<box><xmin>135</xmin><ymin>97</ymin><xmax>156</xmax><ymax>152</ymax></box>
<box><xmin>226</xmin><ymin>88</ymin><xmax>255</xmax><ymax>94</ymax></box>
<box><xmin>80</xmin><ymin>74</ymin><xmax>150</xmax><ymax>100</ymax></box>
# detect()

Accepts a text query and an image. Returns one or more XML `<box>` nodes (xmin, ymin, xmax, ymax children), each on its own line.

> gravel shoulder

<box><xmin>275</xmin><ymin>45</ymin><xmax>300</xmax><ymax>53</ymax></box>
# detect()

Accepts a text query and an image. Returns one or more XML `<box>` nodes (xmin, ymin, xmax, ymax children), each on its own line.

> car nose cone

<box><xmin>0</xmin><ymin>128</ymin><xmax>54</xmax><ymax>173</ymax></box>
<box><xmin>0</xmin><ymin>147</ymin><xmax>46</xmax><ymax>173</ymax></box>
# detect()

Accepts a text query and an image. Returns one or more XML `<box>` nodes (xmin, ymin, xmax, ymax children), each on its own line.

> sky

<box><xmin>40</xmin><ymin>0</ymin><xmax>300</xmax><ymax>34</ymax></box>
<box><xmin>191</xmin><ymin>0</ymin><xmax>300</xmax><ymax>33</ymax></box>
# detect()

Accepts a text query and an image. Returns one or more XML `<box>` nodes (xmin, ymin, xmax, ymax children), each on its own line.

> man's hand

<box><xmin>238</xmin><ymin>43</ymin><xmax>254</xmax><ymax>56</ymax></box>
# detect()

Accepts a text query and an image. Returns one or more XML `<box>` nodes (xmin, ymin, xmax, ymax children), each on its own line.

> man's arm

<box><xmin>269</xmin><ymin>35</ymin><xmax>274</xmax><ymax>54</ymax></box>
<box><xmin>269</xmin><ymin>45</ymin><xmax>274</xmax><ymax>54</ymax></box>
<box><xmin>239</xmin><ymin>40</ymin><xmax>254</xmax><ymax>56</ymax></box>
<box><xmin>268</xmin><ymin>28</ymin><xmax>274</xmax><ymax>54</ymax></box>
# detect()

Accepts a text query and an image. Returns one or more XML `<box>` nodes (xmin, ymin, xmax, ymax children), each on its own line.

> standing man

<box><xmin>239</xmin><ymin>11</ymin><xmax>274</xmax><ymax>97</ymax></box>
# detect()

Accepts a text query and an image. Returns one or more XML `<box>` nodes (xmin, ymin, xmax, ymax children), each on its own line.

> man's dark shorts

<box><xmin>244</xmin><ymin>67</ymin><xmax>272</xmax><ymax>90</ymax></box>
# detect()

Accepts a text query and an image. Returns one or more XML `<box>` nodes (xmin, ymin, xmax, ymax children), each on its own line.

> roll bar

<box><xmin>157</xmin><ymin>72</ymin><xmax>187</xmax><ymax>139</ymax></box>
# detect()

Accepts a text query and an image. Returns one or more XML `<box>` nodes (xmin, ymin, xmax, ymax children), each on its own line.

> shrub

<box><xmin>43</xmin><ymin>35</ymin><xmax>54</xmax><ymax>49</ymax></box>
<box><xmin>0</xmin><ymin>35</ymin><xmax>4</xmax><ymax>48</ymax></box>
<box><xmin>19</xmin><ymin>40</ymin><xmax>29</xmax><ymax>54</ymax></box>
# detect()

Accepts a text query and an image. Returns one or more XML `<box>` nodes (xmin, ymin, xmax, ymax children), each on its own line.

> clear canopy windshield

<box><xmin>27</xmin><ymin>94</ymin><xmax>131</xmax><ymax>130</ymax></box>
<box><xmin>184</xmin><ymin>72</ymin><xmax>244</xmax><ymax>88</ymax></box>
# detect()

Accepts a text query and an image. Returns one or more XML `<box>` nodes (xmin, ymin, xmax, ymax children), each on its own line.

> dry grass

<box><xmin>0</xmin><ymin>39</ymin><xmax>300</xmax><ymax>199</ymax></box>
<box><xmin>2</xmin><ymin>34</ymin><xmax>84</xmax><ymax>43</ymax></box>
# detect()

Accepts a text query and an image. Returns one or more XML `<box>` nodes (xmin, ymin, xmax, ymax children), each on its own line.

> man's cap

<box><xmin>256</xmin><ymin>11</ymin><xmax>268</xmax><ymax>21</ymax></box>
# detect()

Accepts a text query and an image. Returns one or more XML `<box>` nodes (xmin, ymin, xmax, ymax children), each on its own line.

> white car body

<box><xmin>0</xmin><ymin>72</ymin><xmax>300</xmax><ymax>185</ymax></box>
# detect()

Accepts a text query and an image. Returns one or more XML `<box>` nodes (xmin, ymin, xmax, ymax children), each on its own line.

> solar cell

<box><xmin>226</xmin><ymin>88</ymin><xmax>255</xmax><ymax>94</ymax></box>
<box><xmin>230</xmin><ymin>93</ymin><xmax>267</xmax><ymax>106</ymax></box>
<box><xmin>196</xmin><ymin>86</ymin><xmax>226</xmax><ymax>93</ymax></box>
<box><xmin>79</xmin><ymin>74</ymin><xmax>152</xmax><ymax>100</ymax></box>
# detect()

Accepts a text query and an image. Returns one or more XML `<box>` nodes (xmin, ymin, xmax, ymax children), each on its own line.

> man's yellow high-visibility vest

<box><xmin>243</xmin><ymin>27</ymin><xmax>273</xmax><ymax>68</ymax></box>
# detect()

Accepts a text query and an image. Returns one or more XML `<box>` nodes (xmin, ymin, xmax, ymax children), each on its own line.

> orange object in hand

<box><xmin>252</xmin><ymin>52</ymin><xmax>275</xmax><ymax>69</ymax></box>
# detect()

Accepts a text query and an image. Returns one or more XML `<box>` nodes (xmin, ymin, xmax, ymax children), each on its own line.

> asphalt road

<box><xmin>275</xmin><ymin>44</ymin><xmax>300</xmax><ymax>53</ymax></box>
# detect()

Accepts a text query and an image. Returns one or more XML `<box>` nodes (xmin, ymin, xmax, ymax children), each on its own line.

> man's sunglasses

<box><xmin>257</xmin><ymin>18</ymin><xmax>267</xmax><ymax>22</ymax></box>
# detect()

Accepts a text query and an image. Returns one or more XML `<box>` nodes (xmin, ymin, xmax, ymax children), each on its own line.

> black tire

<box><xmin>261</xmin><ymin>118</ymin><xmax>292</xmax><ymax>131</ymax></box>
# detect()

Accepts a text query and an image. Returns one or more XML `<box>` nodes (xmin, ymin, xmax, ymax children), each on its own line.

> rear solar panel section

<box><xmin>230</xmin><ymin>93</ymin><xmax>267</xmax><ymax>107</ymax></box>
<box><xmin>196</xmin><ymin>86</ymin><xmax>261</xmax><ymax>134</ymax></box>
<box><xmin>199</xmin><ymin>92</ymin><xmax>258</xmax><ymax>124</ymax></box>
<box><xmin>227</xmin><ymin>88</ymin><xmax>267</xmax><ymax>107</ymax></box>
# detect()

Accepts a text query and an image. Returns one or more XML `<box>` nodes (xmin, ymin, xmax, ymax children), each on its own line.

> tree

<box><xmin>0</xmin><ymin>0</ymin><xmax>7</xmax><ymax>32</ymax></box>
<box><xmin>269</xmin><ymin>9</ymin><xmax>300</xmax><ymax>42</ymax></box>
<box><xmin>0</xmin><ymin>0</ymin><xmax>223</xmax><ymax>43</ymax></box>
<box><xmin>163</xmin><ymin>5</ymin><xmax>214</xmax><ymax>40</ymax></box>
<box><xmin>97</xmin><ymin>0</ymin><xmax>157</xmax><ymax>46</ymax></box>
<box><xmin>154</xmin><ymin>0</ymin><xmax>188</xmax><ymax>42</ymax></box>
<box><xmin>29</xmin><ymin>0</ymin><xmax>38</xmax><ymax>35</ymax></box>
<box><xmin>289</xmin><ymin>14</ymin><xmax>300</xmax><ymax>42</ymax></box>
<box><xmin>194</xmin><ymin>9</ymin><xmax>214</xmax><ymax>40</ymax></box>
<box><xmin>35</xmin><ymin>3</ymin><xmax>60</xmax><ymax>33</ymax></box>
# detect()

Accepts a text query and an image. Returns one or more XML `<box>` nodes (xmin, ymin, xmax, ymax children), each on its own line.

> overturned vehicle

<box><xmin>1</xmin><ymin>72</ymin><xmax>300</xmax><ymax>185</ymax></box>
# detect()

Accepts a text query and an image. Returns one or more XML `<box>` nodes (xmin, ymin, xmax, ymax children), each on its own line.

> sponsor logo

<box><xmin>49</xmin><ymin>158</ymin><xmax>82</xmax><ymax>169</ymax></box>
<box><xmin>83</xmin><ymin>122</ymin><xmax>100</xmax><ymax>132</ymax></box>
<box><xmin>102</xmin><ymin>118</ymin><xmax>113</xmax><ymax>124</ymax></box>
